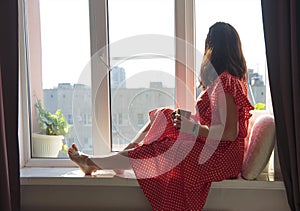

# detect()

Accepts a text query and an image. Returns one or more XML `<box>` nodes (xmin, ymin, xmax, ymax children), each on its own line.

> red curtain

<box><xmin>0</xmin><ymin>0</ymin><xmax>20</xmax><ymax>210</ymax></box>
<box><xmin>261</xmin><ymin>0</ymin><xmax>300</xmax><ymax>210</ymax></box>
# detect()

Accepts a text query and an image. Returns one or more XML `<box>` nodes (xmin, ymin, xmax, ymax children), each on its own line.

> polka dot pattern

<box><xmin>128</xmin><ymin>71</ymin><xmax>254</xmax><ymax>210</ymax></box>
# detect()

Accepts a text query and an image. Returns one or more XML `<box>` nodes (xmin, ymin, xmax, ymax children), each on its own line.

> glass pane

<box><xmin>29</xmin><ymin>0</ymin><xmax>92</xmax><ymax>158</ymax></box>
<box><xmin>108</xmin><ymin>0</ymin><xmax>175</xmax><ymax>151</ymax></box>
<box><xmin>195</xmin><ymin>0</ymin><xmax>267</xmax><ymax>107</ymax></box>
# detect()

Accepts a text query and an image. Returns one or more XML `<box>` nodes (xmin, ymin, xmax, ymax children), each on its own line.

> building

<box><xmin>110</xmin><ymin>81</ymin><xmax>175</xmax><ymax>150</ymax></box>
<box><xmin>45</xmin><ymin>68</ymin><xmax>266</xmax><ymax>153</ymax></box>
<box><xmin>248</xmin><ymin>69</ymin><xmax>266</xmax><ymax>105</ymax></box>
<box><xmin>44</xmin><ymin>81</ymin><xmax>175</xmax><ymax>153</ymax></box>
<box><xmin>44</xmin><ymin>83</ymin><xmax>93</xmax><ymax>155</ymax></box>
<box><xmin>110</xmin><ymin>66</ymin><xmax>126</xmax><ymax>88</ymax></box>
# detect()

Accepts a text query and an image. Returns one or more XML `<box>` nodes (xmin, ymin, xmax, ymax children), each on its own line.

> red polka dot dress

<box><xmin>128</xmin><ymin>72</ymin><xmax>254</xmax><ymax>210</ymax></box>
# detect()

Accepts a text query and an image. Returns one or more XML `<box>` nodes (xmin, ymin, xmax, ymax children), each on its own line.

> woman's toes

<box><xmin>72</xmin><ymin>143</ymin><xmax>78</xmax><ymax>151</ymax></box>
<box><xmin>67</xmin><ymin>144</ymin><xmax>100</xmax><ymax>175</ymax></box>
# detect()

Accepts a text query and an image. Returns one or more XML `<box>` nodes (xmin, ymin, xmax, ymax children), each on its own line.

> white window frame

<box><xmin>19</xmin><ymin>0</ymin><xmax>274</xmax><ymax>168</ymax></box>
<box><xmin>19</xmin><ymin>0</ymin><xmax>196</xmax><ymax>167</ymax></box>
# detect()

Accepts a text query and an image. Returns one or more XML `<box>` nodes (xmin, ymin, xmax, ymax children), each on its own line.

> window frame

<box><xmin>19</xmin><ymin>0</ymin><xmax>196</xmax><ymax>167</ymax></box>
<box><xmin>19</xmin><ymin>0</ymin><xmax>273</xmax><ymax>169</ymax></box>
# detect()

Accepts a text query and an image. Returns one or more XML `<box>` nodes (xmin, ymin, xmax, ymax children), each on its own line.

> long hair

<box><xmin>200</xmin><ymin>22</ymin><xmax>247</xmax><ymax>87</ymax></box>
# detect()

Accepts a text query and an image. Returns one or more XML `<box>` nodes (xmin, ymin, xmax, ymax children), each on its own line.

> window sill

<box><xmin>20</xmin><ymin>167</ymin><xmax>139</xmax><ymax>187</ymax></box>
<box><xmin>20</xmin><ymin>167</ymin><xmax>284</xmax><ymax>189</ymax></box>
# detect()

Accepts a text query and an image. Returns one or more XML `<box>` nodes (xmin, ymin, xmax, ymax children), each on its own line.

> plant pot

<box><xmin>32</xmin><ymin>133</ymin><xmax>64</xmax><ymax>158</ymax></box>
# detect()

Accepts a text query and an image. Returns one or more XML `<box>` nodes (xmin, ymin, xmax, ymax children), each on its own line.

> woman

<box><xmin>68</xmin><ymin>22</ymin><xmax>253</xmax><ymax>210</ymax></box>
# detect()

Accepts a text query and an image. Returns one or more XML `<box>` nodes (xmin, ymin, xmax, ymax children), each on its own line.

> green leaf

<box><xmin>254</xmin><ymin>103</ymin><xmax>266</xmax><ymax>110</ymax></box>
<box><xmin>35</xmin><ymin>99</ymin><xmax>71</xmax><ymax>137</ymax></box>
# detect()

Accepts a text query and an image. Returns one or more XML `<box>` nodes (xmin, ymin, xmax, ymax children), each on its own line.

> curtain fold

<box><xmin>261</xmin><ymin>0</ymin><xmax>300</xmax><ymax>210</ymax></box>
<box><xmin>0</xmin><ymin>0</ymin><xmax>20</xmax><ymax>211</ymax></box>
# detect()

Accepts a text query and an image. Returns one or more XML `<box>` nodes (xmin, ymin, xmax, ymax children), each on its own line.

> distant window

<box><xmin>83</xmin><ymin>114</ymin><xmax>92</xmax><ymax>125</ymax></box>
<box><xmin>118</xmin><ymin>113</ymin><xmax>123</xmax><ymax>125</ymax></box>
<box><xmin>113</xmin><ymin>113</ymin><xmax>117</xmax><ymax>125</ymax></box>
<box><xmin>68</xmin><ymin>114</ymin><xmax>73</xmax><ymax>125</ymax></box>
<box><xmin>137</xmin><ymin>113</ymin><xmax>144</xmax><ymax>125</ymax></box>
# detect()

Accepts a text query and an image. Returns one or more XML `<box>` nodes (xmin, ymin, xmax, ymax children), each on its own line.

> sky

<box><xmin>39</xmin><ymin>0</ymin><xmax>266</xmax><ymax>89</ymax></box>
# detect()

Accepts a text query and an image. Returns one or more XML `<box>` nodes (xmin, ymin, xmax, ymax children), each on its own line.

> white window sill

<box><xmin>20</xmin><ymin>167</ymin><xmax>285</xmax><ymax>190</ymax></box>
<box><xmin>20</xmin><ymin>167</ymin><xmax>139</xmax><ymax>187</ymax></box>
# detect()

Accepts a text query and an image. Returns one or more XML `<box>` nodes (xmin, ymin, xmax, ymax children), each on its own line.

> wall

<box><xmin>21</xmin><ymin>180</ymin><xmax>290</xmax><ymax>211</ymax></box>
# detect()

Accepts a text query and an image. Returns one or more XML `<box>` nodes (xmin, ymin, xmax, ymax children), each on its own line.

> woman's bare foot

<box><xmin>68</xmin><ymin>144</ymin><xmax>101</xmax><ymax>175</ymax></box>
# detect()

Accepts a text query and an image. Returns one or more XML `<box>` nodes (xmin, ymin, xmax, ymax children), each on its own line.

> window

<box><xmin>137</xmin><ymin>113</ymin><xmax>144</xmax><ymax>126</ymax></box>
<box><xmin>83</xmin><ymin>114</ymin><xmax>92</xmax><ymax>125</ymax></box>
<box><xmin>118</xmin><ymin>113</ymin><xmax>123</xmax><ymax>125</ymax></box>
<box><xmin>20</xmin><ymin>0</ymin><xmax>273</xmax><ymax>178</ymax></box>
<box><xmin>108</xmin><ymin>0</ymin><xmax>176</xmax><ymax>151</ymax></box>
<box><xmin>67</xmin><ymin>114</ymin><xmax>73</xmax><ymax>125</ymax></box>
<box><xmin>20</xmin><ymin>0</ymin><xmax>184</xmax><ymax>164</ymax></box>
<box><xmin>22</xmin><ymin>0</ymin><xmax>93</xmax><ymax>163</ymax></box>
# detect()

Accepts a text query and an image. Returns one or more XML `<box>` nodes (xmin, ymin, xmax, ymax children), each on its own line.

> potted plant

<box><xmin>32</xmin><ymin>99</ymin><xmax>71</xmax><ymax>158</ymax></box>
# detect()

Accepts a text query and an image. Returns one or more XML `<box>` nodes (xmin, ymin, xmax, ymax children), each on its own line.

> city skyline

<box><xmin>42</xmin><ymin>67</ymin><xmax>265</xmax><ymax>154</ymax></box>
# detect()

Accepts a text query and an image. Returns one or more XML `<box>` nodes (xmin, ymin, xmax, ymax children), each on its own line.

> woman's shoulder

<box><xmin>216</xmin><ymin>71</ymin><xmax>253</xmax><ymax>108</ymax></box>
<box><xmin>204</xmin><ymin>71</ymin><xmax>249</xmax><ymax>101</ymax></box>
<box><xmin>205</xmin><ymin>70</ymin><xmax>249</xmax><ymax>97</ymax></box>
<box><xmin>219</xmin><ymin>71</ymin><xmax>246</xmax><ymax>82</ymax></box>
<box><xmin>216</xmin><ymin>71</ymin><xmax>247</xmax><ymax>89</ymax></box>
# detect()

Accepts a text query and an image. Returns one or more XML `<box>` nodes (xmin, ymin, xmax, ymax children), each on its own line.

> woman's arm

<box><xmin>173</xmin><ymin>93</ymin><xmax>239</xmax><ymax>141</ymax></box>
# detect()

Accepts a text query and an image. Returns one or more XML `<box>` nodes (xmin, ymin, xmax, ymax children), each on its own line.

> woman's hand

<box><xmin>171</xmin><ymin>110</ymin><xmax>196</xmax><ymax>135</ymax></box>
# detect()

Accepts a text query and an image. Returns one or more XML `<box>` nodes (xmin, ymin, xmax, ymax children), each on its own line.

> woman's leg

<box><xmin>68</xmin><ymin>144</ymin><xmax>133</xmax><ymax>174</ymax></box>
<box><xmin>68</xmin><ymin>121</ymin><xmax>151</xmax><ymax>175</ymax></box>
<box><xmin>123</xmin><ymin>120</ymin><xmax>150</xmax><ymax>150</ymax></box>
<box><xmin>68</xmin><ymin>144</ymin><xmax>101</xmax><ymax>175</ymax></box>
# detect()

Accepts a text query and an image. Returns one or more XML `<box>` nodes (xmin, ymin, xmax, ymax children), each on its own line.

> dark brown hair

<box><xmin>200</xmin><ymin>22</ymin><xmax>247</xmax><ymax>87</ymax></box>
